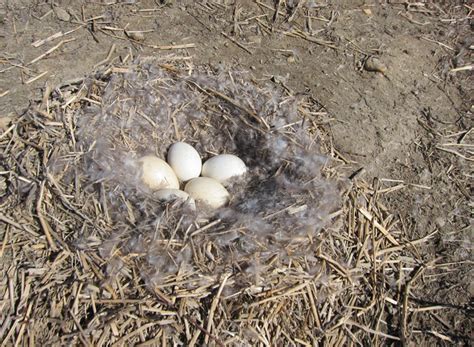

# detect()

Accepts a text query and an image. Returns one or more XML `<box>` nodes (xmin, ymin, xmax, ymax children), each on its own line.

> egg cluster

<box><xmin>139</xmin><ymin>142</ymin><xmax>247</xmax><ymax>210</ymax></box>
<box><xmin>75</xmin><ymin>62</ymin><xmax>341</xmax><ymax>294</ymax></box>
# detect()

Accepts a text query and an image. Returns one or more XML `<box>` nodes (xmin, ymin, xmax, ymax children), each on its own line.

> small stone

<box><xmin>247</xmin><ymin>35</ymin><xmax>262</xmax><ymax>45</ymax></box>
<box><xmin>0</xmin><ymin>114</ymin><xmax>15</xmax><ymax>129</ymax></box>
<box><xmin>468</xmin><ymin>280</ymin><xmax>474</xmax><ymax>297</ymax></box>
<box><xmin>364</xmin><ymin>56</ymin><xmax>387</xmax><ymax>74</ymax></box>
<box><xmin>54</xmin><ymin>7</ymin><xmax>70</xmax><ymax>22</ymax></box>
<box><xmin>125</xmin><ymin>31</ymin><xmax>145</xmax><ymax>42</ymax></box>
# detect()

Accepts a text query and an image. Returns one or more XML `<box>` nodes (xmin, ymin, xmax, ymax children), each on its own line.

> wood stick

<box><xmin>36</xmin><ymin>181</ymin><xmax>58</xmax><ymax>251</ymax></box>
<box><xmin>27</xmin><ymin>38</ymin><xmax>76</xmax><ymax>65</ymax></box>
<box><xmin>359</xmin><ymin>207</ymin><xmax>399</xmax><ymax>246</ymax></box>
<box><xmin>32</xmin><ymin>26</ymin><xmax>83</xmax><ymax>48</ymax></box>
<box><xmin>0</xmin><ymin>90</ymin><xmax>10</xmax><ymax>98</ymax></box>
<box><xmin>220</xmin><ymin>31</ymin><xmax>253</xmax><ymax>54</ymax></box>
<box><xmin>204</xmin><ymin>274</ymin><xmax>230</xmax><ymax>344</ymax></box>
<box><xmin>25</xmin><ymin>71</ymin><xmax>48</xmax><ymax>85</ymax></box>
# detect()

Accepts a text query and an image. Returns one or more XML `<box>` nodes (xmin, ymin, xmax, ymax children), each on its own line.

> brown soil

<box><xmin>1</xmin><ymin>0</ymin><xmax>472</xmax><ymax>345</ymax></box>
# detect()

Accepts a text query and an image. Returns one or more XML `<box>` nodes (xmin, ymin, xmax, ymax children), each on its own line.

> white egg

<box><xmin>139</xmin><ymin>155</ymin><xmax>179</xmax><ymax>190</ymax></box>
<box><xmin>184</xmin><ymin>177</ymin><xmax>230</xmax><ymax>209</ymax></box>
<box><xmin>201</xmin><ymin>154</ymin><xmax>247</xmax><ymax>185</ymax></box>
<box><xmin>167</xmin><ymin>142</ymin><xmax>202</xmax><ymax>182</ymax></box>
<box><xmin>154</xmin><ymin>189</ymin><xmax>196</xmax><ymax>210</ymax></box>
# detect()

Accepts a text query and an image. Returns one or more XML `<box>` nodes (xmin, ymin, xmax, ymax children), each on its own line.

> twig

<box><xmin>221</xmin><ymin>31</ymin><xmax>253</xmax><ymax>54</ymax></box>
<box><xmin>436</xmin><ymin>145</ymin><xmax>473</xmax><ymax>161</ymax></box>
<box><xmin>190</xmin><ymin>219</ymin><xmax>221</xmax><ymax>237</ymax></box>
<box><xmin>25</xmin><ymin>71</ymin><xmax>48</xmax><ymax>85</ymax></box>
<box><xmin>69</xmin><ymin>310</ymin><xmax>92</xmax><ymax>346</ymax></box>
<box><xmin>256</xmin><ymin>18</ymin><xmax>337</xmax><ymax>49</ymax></box>
<box><xmin>0</xmin><ymin>213</ymin><xmax>39</xmax><ymax>237</ymax></box>
<box><xmin>0</xmin><ymin>90</ymin><xmax>10</xmax><ymax>98</ymax></box>
<box><xmin>146</xmin><ymin>43</ymin><xmax>195</xmax><ymax>50</ymax></box>
<box><xmin>401</xmin><ymin>258</ymin><xmax>442</xmax><ymax>344</ymax></box>
<box><xmin>99</xmin><ymin>28</ymin><xmax>195</xmax><ymax>50</ymax></box>
<box><xmin>286</xmin><ymin>0</ymin><xmax>304</xmax><ymax>23</ymax></box>
<box><xmin>399</xmin><ymin>12</ymin><xmax>430</xmax><ymax>26</ymax></box>
<box><xmin>317</xmin><ymin>254</ymin><xmax>353</xmax><ymax>283</ymax></box>
<box><xmin>250</xmin><ymin>282</ymin><xmax>310</xmax><ymax>307</ymax></box>
<box><xmin>346</xmin><ymin>319</ymin><xmax>401</xmax><ymax>341</ymax></box>
<box><xmin>27</xmin><ymin>38</ymin><xmax>76</xmax><ymax>65</ymax></box>
<box><xmin>450</xmin><ymin>65</ymin><xmax>473</xmax><ymax>73</ymax></box>
<box><xmin>36</xmin><ymin>181</ymin><xmax>59</xmax><ymax>251</ymax></box>
<box><xmin>32</xmin><ymin>26</ymin><xmax>84</xmax><ymax>47</ymax></box>
<box><xmin>204</xmin><ymin>274</ymin><xmax>230</xmax><ymax>344</ymax></box>
<box><xmin>420</xmin><ymin>36</ymin><xmax>455</xmax><ymax>51</ymax></box>
<box><xmin>376</xmin><ymin>230</ymin><xmax>437</xmax><ymax>257</ymax></box>
<box><xmin>93</xmin><ymin>43</ymin><xmax>116</xmax><ymax>69</ymax></box>
<box><xmin>358</xmin><ymin>207</ymin><xmax>399</xmax><ymax>246</ymax></box>
<box><xmin>201</xmin><ymin>84</ymin><xmax>268</xmax><ymax>129</ymax></box>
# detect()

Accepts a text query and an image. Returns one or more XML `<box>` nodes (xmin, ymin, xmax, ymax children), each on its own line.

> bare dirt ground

<box><xmin>0</xmin><ymin>0</ymin><xmax>472</xmax><ymax>345</ymax></box>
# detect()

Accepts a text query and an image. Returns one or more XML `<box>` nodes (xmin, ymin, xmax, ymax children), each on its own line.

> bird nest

<box><xmin>0</xmin><ymin>57</ymin><xmax>427</xmax><ymax>345</ymax></box>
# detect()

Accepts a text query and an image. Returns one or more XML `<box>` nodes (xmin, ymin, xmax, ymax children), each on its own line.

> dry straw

<box><xmin>0</xmin><ymin>57</ymin><xmax>437</xmax><ymax>346</ymax></box>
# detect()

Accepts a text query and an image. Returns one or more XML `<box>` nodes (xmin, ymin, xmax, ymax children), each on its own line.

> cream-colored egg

<box><xmin>184</xmin><ymin>177</ymin><xmax>230</xmax><ymax>209</ymax></box>
<box><xmin>139</xmin><ymin>155</ymin><xmax>179</xmax><ymax>190</ymax></box>
<box><xmin>154</xmin><ymin>189</ymin><xmax>196</xmax><ymax>209</ymax></box>
<box><xmin>202</xmin><ymin>154</ymin><xmax>247</xmax><ymax>185</ymax></box>
<box><xmin>167</xmin><ymin>142</ymin><xmax>202</xmax><ymax>182</ymax></box>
